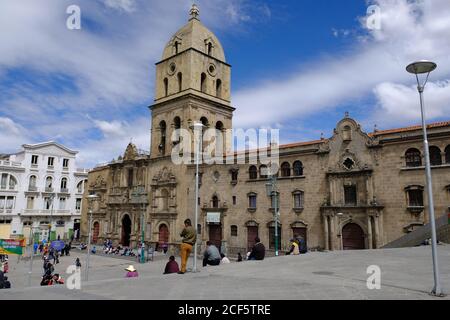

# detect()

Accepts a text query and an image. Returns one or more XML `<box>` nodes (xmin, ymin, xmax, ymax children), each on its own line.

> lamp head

<box><xmin>406</xmin><ymin>60</ymin><xmax>437</xmax><ymax>75</ymax></box>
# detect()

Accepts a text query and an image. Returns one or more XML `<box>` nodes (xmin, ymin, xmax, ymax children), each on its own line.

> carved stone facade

<box><xmin>81</xmin><ymin>7</ymin><xmax>450</xmax><ymax>254</ymax></box>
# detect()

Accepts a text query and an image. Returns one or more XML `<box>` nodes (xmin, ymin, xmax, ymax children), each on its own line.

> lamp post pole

<box><xmin>273</xmin><ymin>175</ymin><xmax>279</xmax><ymax>257</ymax></box>
<box><xmin>28</xmin><ymin>226</ymin><xmax>35</xmax><ymax>287</ymax></box>
<box><xmin>192</xmin><ymin>122</ymin><xmax>203</xmax><ymax>273</ymax></box>
<box><xmin>85</xmin><ymin>194</ymin><xmax>98</xmax><ymax>282</ymax></box>
<box><xmin>140</xmin><ymin>202</ymin><xmax>145</xmax><ymax>264</ymax></box>
<box><xmin>406</xmin><ymin>61</ymin><xmax>443</xmax><ymax>296</ymax></box>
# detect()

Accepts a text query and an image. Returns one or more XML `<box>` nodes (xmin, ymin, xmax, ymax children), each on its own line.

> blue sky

<box><xmin>1</xmin><ymin>0</ymin><xmax>450</xmax><ymax>167</ymax></box>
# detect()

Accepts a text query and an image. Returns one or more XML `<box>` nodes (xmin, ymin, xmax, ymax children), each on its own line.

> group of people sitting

<box><xmin>0</xmin><ymin>258</ymin><xmax>11</xmax><ymax>289</ymax></box>
<box><xmin>40</xmin><ymin>257</ymin><xmax>65</xmax><ymax>286</ymax></box>
<box><xmin>286</xmin><ymin>235</ymin><xmax>308</xmax><ymax>255</ymax></box>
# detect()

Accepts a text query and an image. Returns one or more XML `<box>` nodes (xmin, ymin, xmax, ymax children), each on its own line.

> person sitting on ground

<box><xmin>220</xmin><ymin>253</ymin><xmax>231</xmax><ymax>264</ymax></box>
<box><xmin>2</xmin><ymin>259</ymin><xmax>8</xmax><ymax>274</ymax></box>
<box><xmin>52</xmin><ymin>274</ymin><xmax>65</xmax><ymax>284</ymax></box>
<box><xmin>80</xmin><ymin>243</ymin><xmax>87</xmax><ymax>250</ymax></box>
<box><xmin>125</xmin><ymin>265</ymin><xmax>138</xmax><ymax>278</ymax></box>
<box><xmin>237</xmin><ymin>252</ymin><xmax>243</xmax><ymax>262</ymax></box>
<box><xmin>0</xmin><ymin>270</ymin><xmax>10</xmax><ymax>289</ymax></box>
<box><xmin>91</xmin><ymin>246</ymin><xmax>96</xmax><ymax>254</ymax></box>
<box><xmin>163</xmin><ymin>256</ymin><xmax>180</xmax><ymax>274</ymax></box>
<box><xmin>286</xmin><ymin>238</ymin><xmax>300</xmax><ymax>255</ymax></box>
<box><xmin>40</xmin><ymin>274</ymin><xmax>54</xmax><ymax>286</ymax></box>
<box><xmin>296</xmin><ymin>236</ymin><xmax>308</xmax><ymax>254</ymax></box>
<box><xmin>248</xmin><ymin>237</ymin><xmax>265</xmax><ymax>261</ymax></box>
<box><xmin>203</xmin><ymin>241</ymin><xmax>221</xmax><ymax>267</ymax></box>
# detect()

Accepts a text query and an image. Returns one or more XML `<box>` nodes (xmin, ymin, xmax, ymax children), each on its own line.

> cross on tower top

<box><xmin>189</xmin><ymin>3</ymin><xmax>200</xmax><ymax>20</ymax></box>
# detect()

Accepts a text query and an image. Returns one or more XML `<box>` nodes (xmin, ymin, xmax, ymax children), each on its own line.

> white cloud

<box><xmin>233</xmin><ymin>0</ymin><xmax>450</xmax><ymax>130</ymax></box>
<box><xmin>0</xmin><ymin>117</ymin><xmax>29</xmax><ymax>151</ymax></box>
<box><xmin>103</xmin><ymin>0</ymin><xmax>136</xmax><ymax>12</ymax></box>
<box><xmin>373</xmin><ymin>80</ymin><xmax>450</xmax><ymax>124</ymax></box>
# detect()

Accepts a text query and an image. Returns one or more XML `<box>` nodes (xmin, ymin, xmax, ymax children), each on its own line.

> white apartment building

<box><xmin>0</xmin><ymin>142</ymin><xmax>89</xmax><ymax>244</ymax></box>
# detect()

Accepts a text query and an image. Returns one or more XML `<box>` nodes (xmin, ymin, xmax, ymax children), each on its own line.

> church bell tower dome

<box><xmin>162</xmin><ymin>4</ymin><xmax>226</xmax><ymax>62</ymax></box>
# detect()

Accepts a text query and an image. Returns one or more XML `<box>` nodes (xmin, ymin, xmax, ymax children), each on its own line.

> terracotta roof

<box><xmin>369</xmin><ymin>121</ymin><xmax>450</xmax><ymax>137</ymax></box>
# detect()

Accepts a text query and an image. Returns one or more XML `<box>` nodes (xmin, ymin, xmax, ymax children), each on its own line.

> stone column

<box><xmin>367</xmin><ymin>215</ymin><xmax>373</xmax><ymax>249</ymax></box>
<box><xmin>374</xmin><ymin>215</ymin><xmax>380</xmax><ymax>248</ymax></box>
<box><xmin>323</xmin><ymin>215</ymin><xmax>329</xmax><ymax>251</ymax></box>
<box><xmin>330</xmin><ymin>215</ymin><xmax>336</xmax><ymax>251</ymax></box>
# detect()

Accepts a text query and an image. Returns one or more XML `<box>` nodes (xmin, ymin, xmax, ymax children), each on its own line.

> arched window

<box><xmin>429</xmin><ymin>146</ymin><xmax>442</xmax><ymax>166</ymax></box>
<box><xmin>1</xmin><ymin>174</ymin><xmax>17</xmax><ymax>190</ymax></box>
<box><xmin>200</xmin><ymin>116</ymin><xmax>209</xmax><ymax>128</ymax></box>
<box><xmin>29</xmin><ymin>175</ymin><xmax>37</xmax><ymax>190</ymax></box>
<box><xmin>293</xmin><ymin>190</ymin><xmax>304</xmax><ymax>209</ymax></box>
<box><xmin>163</xmin><ymin>78</ymin><xmax>168</xmax><ymax>96</ymax></box>
<box><xmin>174</xmin><ymin>41</ymin><xmax>180</xmax><ymax>54</ymax></box>
<box><xmin>216</xmin><ymin>79</ymin><xmax>222</xmax><ymax>98</ymax></box>
<box><xmin>259</xmin><ymin>165</ymin><xmax>268</xmax><ymax>179</ymax></box>
<box><xmin>405</xmin><ymin>148</ymin><xmax>422</xmax><ymax>167</ymax></box>
<box><xmin>161</xmin><ymin>189</ymin><xmax>169</xmax><ymax>211</ymax></box>
<box><xmin>159</xmin><ymin>121</ymin><xmax>167</xmax><ymax>155</ymax></box>
<box><xmin>77</xmin><ymin>180</ymin><xmax>83</xmax><ymax>193</ymax></box>
<box><xmin>293</xmin><ymin>161</ymin><xmax>303</xmax><ymax>176</ymax></box>
<box><xmin>60</xmin><ymin>177</ymin><xmax>68</xmax><ymax>190</ymax></box>
<box><xmin>231</xmin><ymin>225</ymin><xmax>238</xmax><ymax>237</ymax></box>
<box><xmin>212</xmin><ymin>195</ymin><xmax>219</xmax><ymax>208</ymax></box>
<box><xmin>45</xmin><ymin>177</ymin><xmax>53</xmax><ymax>191</ymax></box>
<box><xmin>215</xmin><ymin>121</ymin><xmax>224</xmax><ymax>131</ymax></box>
<box><xmin>174</xmin><ymin>116</ymin><xmax>181</xmax><ymax>129</ymax></box>
<box><xmin>249</xmin><ymin>166</ymin><xmax>258</xmax><ymax>180</ymax></box>
<box><xmin>177</xmin><ymin>72</ymin><xmax>182</xmax><ymax>92</ymax></box>
<box><xmin>281</xmin><ymin>162</ymin><xmax>291</xmax><ymax>177</ymax></box>
<box><xmin>446</xmin><ymin>145</ymin><xmax>450</xmax><ymax>164</ymax></box>
<box><xmin>200</xmin><ymin>73</ymin><xmax>207</xmax><ymax>93</ymax></box>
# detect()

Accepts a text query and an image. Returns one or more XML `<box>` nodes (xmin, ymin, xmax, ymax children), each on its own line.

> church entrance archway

<box><xmin>208</xmin><ymin>224</ymin><xmax>222</xmax><ymax>252</ymax></box>
<box><xmin>342</xmin><ymin>223</ymin><xmax>365</xmax><ymax>250</ymax></box>
<box><xmin>121</xmin><ymin>215</ymin><xmax>131</xmax><ymax>247</ymax></box>
<box><xmin>92</xmin><ymin>222</ymin><xmax>100</xmax><ymax>243</ymax></box>
<box><xmin>158</xmin><ymin>224</ymin><xmax>169</xmax><ymax>250</ymax></box>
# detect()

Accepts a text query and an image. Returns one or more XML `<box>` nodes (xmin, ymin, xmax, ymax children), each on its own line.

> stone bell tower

<box><xmin>150</xmin><ymin>4</ymin><xmax>235</xmax><ymax>159</ymax></box>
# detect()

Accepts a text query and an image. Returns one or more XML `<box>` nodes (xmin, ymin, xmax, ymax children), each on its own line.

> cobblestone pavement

<box><xmin>1</xmin><ymin>245</ymin><xmax>449</xmax><ymax>300</ymax></box>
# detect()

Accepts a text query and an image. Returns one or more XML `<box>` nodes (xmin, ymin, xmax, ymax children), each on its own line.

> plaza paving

<box><xmin>1</xmin><ymin>245</ymin><xmax>449</xmax><ymax>300</ymax></box>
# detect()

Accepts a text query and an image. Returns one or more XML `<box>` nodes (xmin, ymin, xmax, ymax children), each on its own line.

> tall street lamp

<box><xmin>266</xmin><ymin>170</ymin><xmax>279</xmax><ymax>256</ymax></box>
<box><xmin>85</xmin><ymin>193</ymin><xmax>98</xmax><ymax>281</ymax></box>
<box><xmin>406</xmin><ymin>60</ymin><xmax>443</xmax><ymax>297</ymax></box>
<box><xmin>28</xmin><ymin>226</ymin><xmax>37</xmax><ymax>287</ymax></box>
<box><xmin>131</xmin><ymin>187</ymin><xmax>147</xmax><ymax>264</ymax></box>
<box><xmin>192</xmin><ymin>122</ymin><xmax>204</xmax><ymax>273</ymax></box>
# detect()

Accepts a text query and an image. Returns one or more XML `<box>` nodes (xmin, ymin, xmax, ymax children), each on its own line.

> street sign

<box><xmin>0</xmin><ymin>239</ymin><xmax>25</xmax><ymax>255</ymax></box>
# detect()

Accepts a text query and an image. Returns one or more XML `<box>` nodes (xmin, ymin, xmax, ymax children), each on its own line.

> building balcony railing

<box><xmin>0</xmin><ymin>209</ymin><xmax>14</xmax><ymax>214</ymax></box>
<box><xmin>45</xmin><ymin>187</ymin><xmax>54</xmax><ymax>192</ymax></box>
<box><xmin>0</xmin><ymin>160</ymin><xmax>22</xmax><ymax>168</ymax></box>
<box><xmin>22</xmin><ymin>209</ymin><xmax>73</xmax><ymax>216</ymax></box>
<box><xmin>28</xmin><ymin>186</ymin><xmax>38</xmax><ymax>192</ymax></box>
<box><xmin>60</xmin><ymin>188</ymin><xmax>69</xmax><ymax>193</ymax></box>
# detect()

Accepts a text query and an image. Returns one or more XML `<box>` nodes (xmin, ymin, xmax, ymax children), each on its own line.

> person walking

<box><xmin>178</xmin><ymin>219</ymin><xmax>196</xmax><ymax>274</ymax></box>
<box><xmin>237</xmin><ymin>252</ymin><xmax>243</xmax><ymax>262</ymax></box>
<box><xmin>248</xmin><ymin>237</ymin><xmax>265</xmax><ymax>261</ymax></box>
<box><xmin>163</xmin><ymin>256</ymin><xmax>180</xmax><ymax>274</ymax></box>
<box><xmin>75</xmin><ymin>258</ymin><xmax>81</xmax><ymax>269</ymax></box>
<box><xmin>202</xmin><ymin>241</ymin><xmax>221</xmax><ymax>267</ymax></box>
